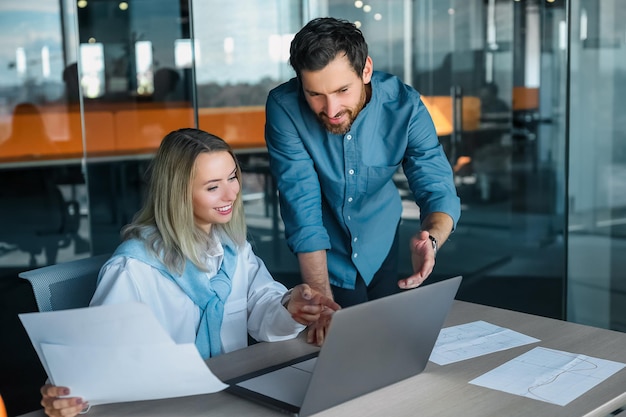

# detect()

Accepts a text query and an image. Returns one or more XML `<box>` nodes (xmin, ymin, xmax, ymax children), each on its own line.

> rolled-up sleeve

<box><xmin>241</xmin><ymin>242</ymin><xmax>306</xmax><ymax>341</ymax></box>
<box><xmin>403</xmin><ymin>97</ymin><xmax>461</xmax><ymax>229</ymax></box>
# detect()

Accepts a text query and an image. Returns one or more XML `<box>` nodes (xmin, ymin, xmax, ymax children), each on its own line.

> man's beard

<box><xmin>317</xmin><ymin>85</ymin><xmax>367</xmax><ymax>135</ymax></box>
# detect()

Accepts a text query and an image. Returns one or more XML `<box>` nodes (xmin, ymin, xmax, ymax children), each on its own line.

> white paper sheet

<box><xmin>470</xmin><ymin>346</ymin><xmax>626</xmax><ymax>406</ymax></box>
<box><xmin>429</xmin><ymin>320</ymin><xmax>540</xmax><ymax>365</ymax></box>
<box><xmin>42</xmin><ymin>342</ymin><xmax>226</xmax><ymax>404</ymax></box>
<box><xmin>19</xmin><ymin>302</ymin><xmax>227</xmax><ymax>405</ymax></box>
<box><xmin>19</xmin><ymin>303</ymin><xmax>174</xmax><ymax>378</ymax></box>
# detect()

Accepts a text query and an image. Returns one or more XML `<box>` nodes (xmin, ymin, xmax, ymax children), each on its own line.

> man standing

<box><xmin>265</xmin><ymin>17</ymin><xmax>460</xmax><ymax>332</ymax></box>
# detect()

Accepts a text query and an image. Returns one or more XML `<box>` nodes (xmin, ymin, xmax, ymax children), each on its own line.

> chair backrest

<box><xmin>0</xmin><ymin>393</ymin><xmax>7</xmax><ymax>417</ymax></box>
<box><xmin>19</xmin><ymin>254</ymin><xmax>111</xmax><ymax>312</ymax></box>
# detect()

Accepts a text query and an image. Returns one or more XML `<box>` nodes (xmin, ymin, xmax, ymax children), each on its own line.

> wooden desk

<box><xmin>18</xmin><ymin>301</ymin><xmax>626</xmax><ymax>417</ymax></box>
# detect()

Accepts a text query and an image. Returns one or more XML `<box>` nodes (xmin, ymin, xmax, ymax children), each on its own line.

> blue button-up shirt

<box><xmin>265</xmin><ymin>71</ymin><xmax>460</xmax><ymax>289</ymax></box>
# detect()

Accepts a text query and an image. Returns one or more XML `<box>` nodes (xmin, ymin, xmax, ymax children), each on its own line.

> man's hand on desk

<box><xmin>41</xmin><ymin>384</ymin><xmax>88</xmax><ymax>417</ymax></box>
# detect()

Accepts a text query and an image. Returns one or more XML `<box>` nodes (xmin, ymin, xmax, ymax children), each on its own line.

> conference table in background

<box><xmin>18</xmin><ymin>301</ymin><xmax>626</xmax><ymax>417</ymax></box>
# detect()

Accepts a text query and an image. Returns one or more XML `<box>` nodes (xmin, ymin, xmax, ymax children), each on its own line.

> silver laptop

<box><xmin>226</xmin><ymin>275</ymin><xmax>462</xmax><ymax>416</ymax></box>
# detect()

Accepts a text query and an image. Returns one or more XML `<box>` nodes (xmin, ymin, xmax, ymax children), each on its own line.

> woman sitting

<box><xmin>40</xmin><ymin>128</ymin><xmax>339</xmax><ymax>417</ymax></box>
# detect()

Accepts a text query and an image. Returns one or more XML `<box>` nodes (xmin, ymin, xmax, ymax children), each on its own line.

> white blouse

<box><xmin>90</xmin><ymin>240</ymin><xmax>305</xmax><ymax>354</ymax></box>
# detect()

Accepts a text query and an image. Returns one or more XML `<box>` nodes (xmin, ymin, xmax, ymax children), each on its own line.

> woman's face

<box><xmin>191</xmin><ymin>151</ymin><xmax>240</xmax><ymax>233</ymax></box>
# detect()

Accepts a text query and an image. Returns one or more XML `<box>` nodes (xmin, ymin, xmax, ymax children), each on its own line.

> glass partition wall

<box><xmin>78</xmin><ymin>0</ymin><xmax>196</xmax><ymax>255</ymax></box>
<box><xmin>2</xmin><ymin>0</ymin><xmax>625</xmax><ymax>325</ymax></box>
<box><xmin>567</xmin><ymin>0</ymin><xmax>626</xmax><ymax>331</ymax></box>
<box><xmin>0</xmin><ymin>0</ymin><xmax>88</xmax><ymax>271</ymax></box>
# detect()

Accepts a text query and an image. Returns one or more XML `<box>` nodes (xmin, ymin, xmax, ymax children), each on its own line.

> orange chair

<box><xmin>0</xmin><ymin>394</ymin><xmax>7</xmax><ymax>417</ymax></box>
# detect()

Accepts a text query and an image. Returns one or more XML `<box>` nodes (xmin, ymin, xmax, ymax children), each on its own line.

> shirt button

<box><xmin>346</xmin><ymin>134</ymin><xmax>352</xmax><ymax>140</ymax></box>
<box><xmin>347</xmin><ymin>215</ymin><xmax>351</xmax><ymax>220</ymax></box>
<box><xmin>353</xmin><ymin>237</ymin><xmax>358</xmax><ymax>242</ymax></box>
<box><xmin>348</xmin><ymin>197</ymin><xmax>353</xmax><ymax>202</ymax></box>
<box><xmin>353</xmin><ymin>253</ymin><xmax>358</xmax><ymax>258</ymax></box>
<box><xmin>349</xmin><ymin>169</ymin><xmax>354</xmax><ymax>175</ymax></box>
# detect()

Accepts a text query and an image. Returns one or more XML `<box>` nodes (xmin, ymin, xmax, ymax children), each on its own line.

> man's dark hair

<box><xmin>289</xmin><ymin>17</ymin><xmax>369</xmax><ymax>79</ymax></box>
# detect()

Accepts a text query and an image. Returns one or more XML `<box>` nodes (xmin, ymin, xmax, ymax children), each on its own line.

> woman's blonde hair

<box><xmin>122</xmin><ymin>128</ymin><xmax>246</xmax><ymax>274</ymax></box>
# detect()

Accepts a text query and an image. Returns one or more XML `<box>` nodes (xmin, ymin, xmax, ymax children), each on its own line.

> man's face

<box><xmin>300</xmin><ymin>54</ymin><xmax>373</xmax><ymax>135</ymax></box>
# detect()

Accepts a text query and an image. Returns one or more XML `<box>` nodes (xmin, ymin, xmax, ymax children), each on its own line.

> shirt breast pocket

<box><xmin>221</xmin><ymin>297</ymin><xmax>248</xmax><ymax>352</ymax></box>
<box><xmin>223</xmin><ymin>297</ymin><xmax>247</xmax><ymax>321</ymax></box>
<box><xmin>361</xmin><ymin>164</ymin><xmax>400</xmax><ymax>195</ymax></box>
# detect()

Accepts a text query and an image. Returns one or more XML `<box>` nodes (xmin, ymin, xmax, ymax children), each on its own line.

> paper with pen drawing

<box><xmin>470</xmin><ymin>347</ymin><xmax>626</xmax><ymax>406</ymax></box>
<box><xmin>19</xmin><ymin>302</ymin><xmax>227</xmax><ymax>405</ymax></box>
<box><xmin>429</xmin><ymin>320</ymin><xmax>540</xmax><ymax>365</ymax></box>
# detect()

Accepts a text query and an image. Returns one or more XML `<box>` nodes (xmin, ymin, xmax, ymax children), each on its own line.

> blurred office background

<box><xmin>0</xmin><ymin>0</ymin><xmax>625</xmax><ymax>415</ymax></box>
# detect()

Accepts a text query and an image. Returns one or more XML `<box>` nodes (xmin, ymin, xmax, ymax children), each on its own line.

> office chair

<box><xmin>19</xmin><ymin>254</ymin><xmax>111</xmax><ymax>312</ymax></box>
<box><xmin>0</xmin><ymin>394</ymin><xmax>6</xmax><ymax>417</ymax></box>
